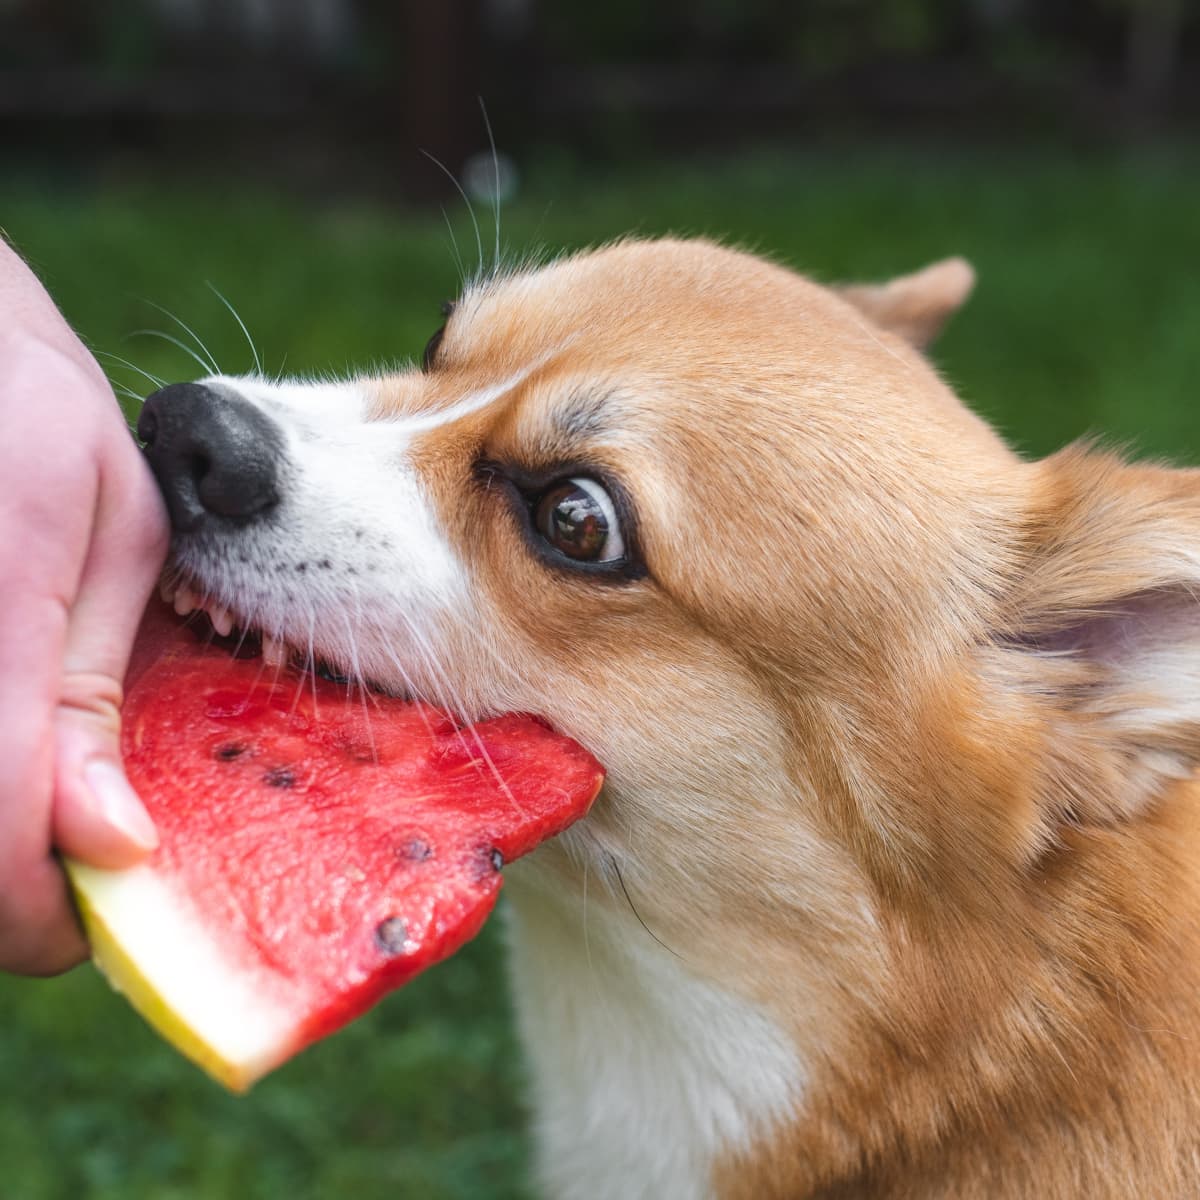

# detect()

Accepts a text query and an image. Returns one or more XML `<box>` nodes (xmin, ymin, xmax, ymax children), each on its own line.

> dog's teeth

<box><xmin>173</xmin><ymin>585</ymin><xmax>198</xmax><ymax>616</ymax></box>
<box><xmin>158</xmin><ymin>579</ymin><xmax>174</xmax><ymax>605</ymax></box>
<box><xmin>262</xmin><ymin>635</ymin><xmax>287</xmax><ymax>667</ymax></box>
<box><xmin>209</xmin><ymin>606</ymin><xmax>234</xmax><ymax>637</ymax></box>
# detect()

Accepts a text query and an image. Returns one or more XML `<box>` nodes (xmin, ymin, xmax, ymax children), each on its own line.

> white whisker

<box><xmin>230</xmin><ymin>599</ymin><xmax>261</xmax><ymax>661</ymax></box>
<box><xmin>420</xmin><ymin>149</ymin><xmax>485</xmax><ymax>281</ymax></box>
<box><xmin>478</xmin><ymin>96</ymin><xmax>502</xmax><ymax>273</ymax></box>
<box><xmin>371</xmin><ymin>638</ymin><xmax>448</xmax><ymax>744</ymax></box>
<box><xmin>206</xmin><ymin>282</ymin><xmax>263</xmax><ymax>375</ymax></box>
<box><xmin>372</xmin><ymin>608</ymin><xmax>485</xmax><ymax>771</ymax></box>
<box><xmin>441</xmin><ymin>207</ymin><xmax>467</xmax><ymax>287</ymax></box>
<box><xmin>110</xmin><ymin>383</ymin><xmax>145</xmax><ymax>406</ymax></box>
<box><xmin>96</xmin><ymin>350</ymin><xmax>165</xmax><ymax>391</ymax></box>
<box><xmin>128</xmin><ymin>329</ymin><xmax>216</xmax><ymax>378</ymax></box>
<box><xmin>306</xmin><ymin>614</ymin><xmax>320</xmax><ymax>718</ymax></box>
<box><xmin>393</xmin><ymin>611</ymin><xmax>529</xmax><ymax>818</ymax></box>
<box><xmin>137</xmin><ymin>299</ymin><xmax>221</xmax><ymax>373</ymax></box>
<box><xmin>337</xmin><ymin>606</ymin><xmax>379</xmax><ymax>766</ymax></box>
<box><xmin>287</xmin><ymin>608</ymin><xmax>318</xmax><ymax>718</ymax></box>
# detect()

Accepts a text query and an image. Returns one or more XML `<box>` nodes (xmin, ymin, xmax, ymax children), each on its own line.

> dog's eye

<box><xmin>421</xmin><ymin>300</ymin><xmax>456</xmax><ymax>372</ymax></box>
<box><xmin>534</xmin><ymin>477</ymin><xmax>625</xmax><ymax>564</ymax></box>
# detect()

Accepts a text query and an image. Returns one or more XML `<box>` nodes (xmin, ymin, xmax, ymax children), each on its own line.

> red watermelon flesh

<box><xmin>68</xmin><ymin>600</ymin><xmax>604</xmax><ymax>1090</ymax></box>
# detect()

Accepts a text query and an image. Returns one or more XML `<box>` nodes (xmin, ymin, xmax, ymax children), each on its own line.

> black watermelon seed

<box><xmin>263</xmin><ymin>766</ymin><xmax>295</xmax><ymax>789</ymax></box>
<box><xmin>375</xmin><ymin>917</ymin><xmax>408</xmax><ymax>956</ymax></box>
<box><xmin>397</xmin><ymin>838</ymin><xmax>432</xmax><ymax>862</ymax></box>
<box><xmin>215</xmin><ymin>742</ymin><xmax>247</xmax><ymax>762</ymax></box>
<box><xmin>474</xmin><ymin>846</ymin><xmax>504</xmax><ymax>880</ymax></box>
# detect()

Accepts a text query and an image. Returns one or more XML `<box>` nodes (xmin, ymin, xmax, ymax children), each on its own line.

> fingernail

<box><xmin>84</xmin><ymin>760</ymin><xmax>159</xmax><ymax>852</ymax></box>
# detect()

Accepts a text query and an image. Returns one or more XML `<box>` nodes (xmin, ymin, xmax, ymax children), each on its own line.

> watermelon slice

<box><xmin>66</xmin><ymin>600</ymin><xmax>603</xmax><ymax>1091</ymax></box>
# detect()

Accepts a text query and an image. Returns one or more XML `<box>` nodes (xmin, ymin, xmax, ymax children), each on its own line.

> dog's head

<box><xmin>140</xmin><ymin>237</ymin><xmax>1200</xmax><ymax>1145</ymax></box>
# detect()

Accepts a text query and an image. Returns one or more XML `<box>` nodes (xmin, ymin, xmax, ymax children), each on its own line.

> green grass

<box><xmin>2</xmin><ymin>144</ymin><xmax>1199</xmax><ymax>1199</ymax></box>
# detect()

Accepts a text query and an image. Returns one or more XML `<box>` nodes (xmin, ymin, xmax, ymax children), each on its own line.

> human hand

<box><xmin>0</xmin><ymin>239</ymin><xmax>169</xmax><ymax>975</ymax></box>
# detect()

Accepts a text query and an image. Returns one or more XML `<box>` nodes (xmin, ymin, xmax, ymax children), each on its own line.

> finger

<box><xmin>2</xmin><ymin>859</ymin><xmax>89</xmax><ymax>976</ymax></box>
<box><xmin>0</xmin><ymin>592</ymin><xmax>88</xmax><ymax>975</ymax></box>
<box><xmin>0</xmin><ymin>355</ymin><xmax>100</xmax><ymax>973</ymax></box>
<box><xmin>0</xmin><ymin>256</ymin><xmax>158</xmax><ymax>974</ymax></box>
<box><xmin>53</xmin><ymin>420</ymin><xmax>168</xmax><ymax>868</ymax></box>
<box><xmin>52</xmin><ymin>672</ymin><xmax>159</xmax><ymax>867</ymax></box>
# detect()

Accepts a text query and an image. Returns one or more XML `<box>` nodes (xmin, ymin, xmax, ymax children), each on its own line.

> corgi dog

<box><xmin>139</xmin><ymin>239</ymin><xmax>1200</xmax><ymax>1199</ymax></box>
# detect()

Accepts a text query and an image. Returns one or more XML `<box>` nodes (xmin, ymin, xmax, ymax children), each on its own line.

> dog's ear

<box><xmin>992</xmin><ymin>447</ymin><xmax>1200</xmax><ymax>826</ymax></box>
<box><xmin>838</xmin><ymin>257</ymin><xmax>975</xmax><ymax>348</ymax></box>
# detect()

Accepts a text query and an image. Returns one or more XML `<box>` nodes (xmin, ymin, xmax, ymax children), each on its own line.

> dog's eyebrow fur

<box><xmin>520</xmin><ymin>387</ymin><xmax>617</xmax><ymax>464</ymax></box>
<box><xmin>554</xmin><ymin>387</ymin><xmax>614</xmax><ymax>442</ymax></box>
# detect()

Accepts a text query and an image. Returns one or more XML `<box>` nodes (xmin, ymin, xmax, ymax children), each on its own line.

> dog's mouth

<box><xmin>156</xmin><ymin>572</ymin><xmax>387</xmax><ymax>694</ymax></box>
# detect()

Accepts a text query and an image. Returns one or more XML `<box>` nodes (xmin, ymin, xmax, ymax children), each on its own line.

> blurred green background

<box><xmin>2</xmin><ymin>2</ymin><xmax>1200</xmax><ymax>1199</ymax></box>
<box><xmin>4</xmin><ymin>146</ymin><xmax>1199</xmax><ymax>1199</ymax></box>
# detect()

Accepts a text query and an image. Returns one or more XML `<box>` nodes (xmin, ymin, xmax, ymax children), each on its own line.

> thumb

<box><xmin>52</xmin><ymin>421</ymin><xmax>167</xmax><ymax>869</ymax></box>
<box><xmin>53</xmin><ymin>670</ymin><xmax>158</xmax><ymax>867</ymax></box>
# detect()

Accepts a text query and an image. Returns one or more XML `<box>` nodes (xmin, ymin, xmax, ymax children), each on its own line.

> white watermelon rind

<box><xmin>66</xmin><ymin>860</ymin><xmax>303</xmax><ymax>1092</ymax></box>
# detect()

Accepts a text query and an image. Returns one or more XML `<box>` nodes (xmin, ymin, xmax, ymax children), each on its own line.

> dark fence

<box><xmin>1</xmin><ymin>0</ymin><xmax>1195</xmax><ymax>197</ymax></box>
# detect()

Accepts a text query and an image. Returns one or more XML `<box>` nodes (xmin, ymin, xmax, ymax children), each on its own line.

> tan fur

<box><xmin>839</xmin><ymin>257</ymin><xmax>976</xmax><ymax>349</ymax></box>
<box><xmin>372</xmin><ymin>238</ymin><xmax>1200</xmax><ymax>1197</ymax></box>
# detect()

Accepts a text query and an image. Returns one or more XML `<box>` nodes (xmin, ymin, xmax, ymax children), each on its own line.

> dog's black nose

<box><xmin>138</xmin><ymin>382</ymin><xmax>284</xmax><ymax>532</ymax></box>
